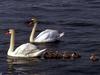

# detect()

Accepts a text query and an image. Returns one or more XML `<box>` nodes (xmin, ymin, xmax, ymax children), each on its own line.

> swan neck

<box><xmin>30</xmin><ymin>22</ymin><xmax>37</xmax><ymax>43</ymax></box>
<box><xmin>8</xmin><ymin>30</ymin><xmax>15</xmax><ymax>54</ymax></box>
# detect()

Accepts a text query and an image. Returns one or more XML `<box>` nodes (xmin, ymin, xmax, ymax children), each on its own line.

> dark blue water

<box><xmin>0</xmin><ymin>0</ymin><xmax>100</xmax><ymax>75</ymax></box>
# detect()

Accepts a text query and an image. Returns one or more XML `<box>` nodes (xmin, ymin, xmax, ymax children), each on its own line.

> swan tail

<box><xmin>33</xmin><ymin>49</ymin><xmax>46</xmax><ymax>57</ymax></box>
<box><xmin>59</xmin><ymin>32</ymin><xmax>64</xmax><ymax>38</ymax></box>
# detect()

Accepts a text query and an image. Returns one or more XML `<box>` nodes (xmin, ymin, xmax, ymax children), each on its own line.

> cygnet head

<box><xmin>71</xmin><ymin>52</ymin><xmax>76</xmax><ymax>57</ymax></box>
<box><xmin>71</xmin><ymin>52</ymin><xmax>81</xmax><ymax>59</ymax></box>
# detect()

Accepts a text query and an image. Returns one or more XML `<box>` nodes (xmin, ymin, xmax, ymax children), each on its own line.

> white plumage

<box><xmin>29</xmin><ymin>18</ymin><xmax>64</xmax><ymax>43</ymax></box>
<box><xmin>7</xmin><ymin>29</ymin><xmax>46</xmax><ymax>57</ymax></box>
<box><xmin>34</xmin><ymin>29</ymin><xmax>64</xmax><ymax>42</ymax></box>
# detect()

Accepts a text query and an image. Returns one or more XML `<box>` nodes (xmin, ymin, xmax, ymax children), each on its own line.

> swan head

<box><xmin>28</xmin><ymin>17</ymin><xmax>37</xmax><ymax>26</ymax></box>
<box><xmin>31</xmin><ymin>17</ymin><xmax>37</xmax><ymax>24</ymax></box>
<box><xmin>9</xmin><ymin>29</ymin><xmax>14</xmax><ymax>33</ymax></box>
<box><xmin>6</xmin><ymin>29</ymin><xmax>14</xmax><ymax>35</ymax></box>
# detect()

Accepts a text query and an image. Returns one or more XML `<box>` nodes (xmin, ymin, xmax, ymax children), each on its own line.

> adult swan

<box><xmin>7</xmin><ymin>29</ymin><xmax>46</xmax><ymax>57</ymax></box>
<box><xmin>29</xmin><ymin>18</ymin><xmax>64</xmax><ymax>43</ymax></box>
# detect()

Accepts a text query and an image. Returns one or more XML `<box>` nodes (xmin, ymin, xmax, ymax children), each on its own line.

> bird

<box><xmin>90</xmin><ymin>53</ymin><xmax>99</xmax><ymax>62</ymax></box>
<box><xmin>71</xmin><ymin>52</ymin><xmax>81</xmax><ymax>60</ymax></box>
<box><xmin>29</xmin><ymin>17</ymin><xmax>64</xmax><ymax>43</ymax></box>
<box><xmin>62</xmin><ymin>51</ymin><xmax>72</xmax><ymax>59</ymax></box>
<box><xmin>43</xmin><ymin>50</ymin><xmax>62</xmax><ymax>59</ymax></box>
<box><xmin>6</xmin><ymin>29</ymin><xmax>46</xmax><ymax>58</ymax></box>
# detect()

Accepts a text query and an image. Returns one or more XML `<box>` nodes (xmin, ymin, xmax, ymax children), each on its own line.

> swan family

<box><xmin>6</xmin><ymin>17</ymin><xmax>64</xmax><ymax>58</ymax></box>
<box><xmin>5</xmin><ymin>17</ymin><xmax>99</xmax><ymax>62</ymax></box>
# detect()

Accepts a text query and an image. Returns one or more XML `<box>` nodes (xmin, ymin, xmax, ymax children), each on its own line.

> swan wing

<box><xmin>26</xmin><ymin>48</ymin><xmax>46</xmax><ymax>57</ymax></box>
<box><xmin>35</xmin><ymin>29</ymin><xmax>51</xmax><ymax>39</ymax></box>
<box><xmin>34</xmin><ymin>29</ymin><xmax>59</xmax><ymax>42</ymax></box>
<box><xmin>14</xmin><ymin>43</ymin><xmax>38</xmax><ymax>55</ymax></box>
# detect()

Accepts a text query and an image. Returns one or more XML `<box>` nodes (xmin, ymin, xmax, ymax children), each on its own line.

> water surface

<box><xmin>0</xmin><ymin>0</ymin><xmax>100</xmax><ymax>75</ymax></box>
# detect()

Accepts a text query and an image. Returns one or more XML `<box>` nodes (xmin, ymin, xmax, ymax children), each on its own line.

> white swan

<box><xmin>7</xmin><ymin>29</ymin><xmax>46</xmax><ymax>57</ymax></box>
<box><xmin>29</xmin><ymin>18</ymin><xmax>64</xmax><ymax>43</ymax></box>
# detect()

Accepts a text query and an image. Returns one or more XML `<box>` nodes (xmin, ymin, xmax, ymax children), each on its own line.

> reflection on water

<box><xmin>7</xmin><ymin>56</ymin><xmax>41</xmax><ymax>64</ymax></box>
<box><xmin>7</xmin><ymin>57</ymin><xmax>43</xmax><ymax>75</ymax></box>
